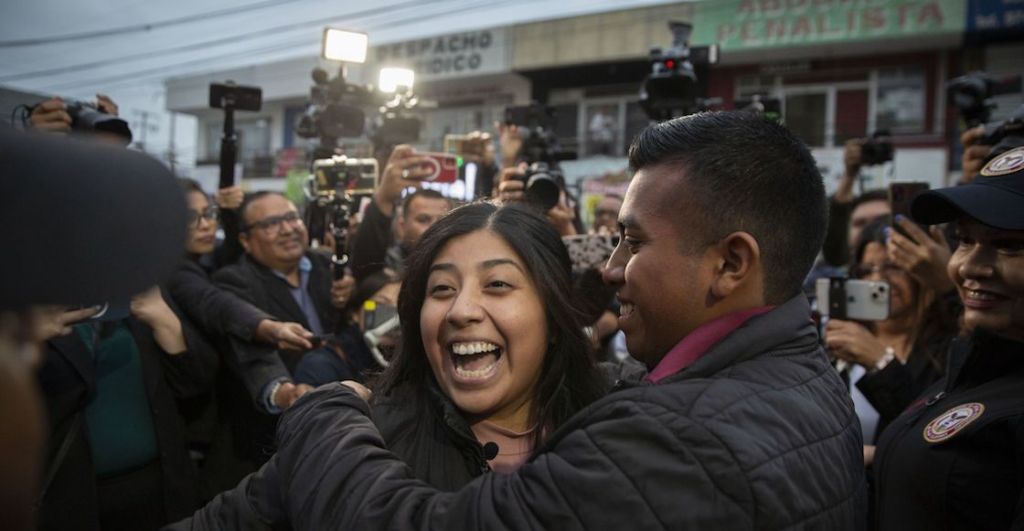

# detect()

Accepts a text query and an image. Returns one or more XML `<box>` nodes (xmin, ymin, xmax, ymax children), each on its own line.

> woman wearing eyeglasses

<box><xmin>824</xmin><ymin>218</ymin><xmax>959</xmax><ymax>445</ymax></box>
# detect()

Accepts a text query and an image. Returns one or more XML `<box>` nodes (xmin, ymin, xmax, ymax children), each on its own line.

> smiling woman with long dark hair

<box><xmin>371</xmin><ymin>201</ymin><xmax>606</xmax><ymax>487</ymax></box>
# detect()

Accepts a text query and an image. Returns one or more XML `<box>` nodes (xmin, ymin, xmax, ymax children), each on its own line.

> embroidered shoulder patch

<box><xmin>980</xmin><ymin>146</ymin><xmax>1024</xmax><ymax>177</ymax></box>
<box><xmin>923</xmin><ymin>402</ymin><xmax>985</xmax><ymax>443</ymax></box>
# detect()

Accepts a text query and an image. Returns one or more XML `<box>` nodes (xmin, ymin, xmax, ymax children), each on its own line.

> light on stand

<box><xmin>322</xmin><ymin>28</ymin><xmax>368</xmax><ymax>63</ymax></box>
<box><xmin>378</xmin><ymin>67</ymin><xmax>415</xmax><ymax>94</ymax></box>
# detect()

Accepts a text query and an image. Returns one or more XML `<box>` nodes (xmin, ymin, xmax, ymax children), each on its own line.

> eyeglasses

<box><xmin>243</xmin><ymin>211</ymin><xmax>304</xmax><ymax>235</ymax></box>
<box><xmin>850</xmin><ymin>262</ymin><xmax>907</xmax><ymax>280</ymax></box>
<box><xmin>187</xmin><ymin>207</ymin><xmax>219</xmax><ymax>228</ymax></box>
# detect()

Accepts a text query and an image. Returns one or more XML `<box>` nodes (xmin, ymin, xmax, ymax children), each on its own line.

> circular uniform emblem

<box><xmin>923</xmin><ymin>403</ymin><xmax>985</xmax><ymax>443</ymax></box>
<box><xmin>980</xmin><ymin>146</ymin><xmax>1024</xmax><ymax>177</ymax></box>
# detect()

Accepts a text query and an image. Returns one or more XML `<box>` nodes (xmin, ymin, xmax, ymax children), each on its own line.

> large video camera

<box><xmin>504</xmin><ymin>103</ymin><xmax>576</xmax><ymax>210</ymax></box>
<box><xmin>947</xmin><ymin>72</ymin><xmax>1023</xmax><ymax>128</ymax></box>
<box><xmin>371</xmin><ymin>88</ymin><xmax>423</xmax><ymax>147</ymax></box>
<box><xmin>295</xmin><ymin>67</ymin><xmax>376</xmax><ymax>156</ymax></box>
<box><xmin>639</xmin><ymin>22</ymin><xmax>719</xmax><ymax>121</ymax></box>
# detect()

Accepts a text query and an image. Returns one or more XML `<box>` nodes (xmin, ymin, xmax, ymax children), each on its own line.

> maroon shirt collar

<box><xmin>645</xmin><ymin>305</ymin><xmax>775</xmax><ymax>383</ymax></box>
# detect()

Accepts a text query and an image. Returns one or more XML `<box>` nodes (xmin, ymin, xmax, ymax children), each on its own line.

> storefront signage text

<box><xmin>373</xmin><ymin>29</ymin><xmax>508</xmax><ymax>80</ymax></box>
<box><xmin>693</xmin><ymin>0</ymin><xmax>965</xmax><ymax>49</ymax></box>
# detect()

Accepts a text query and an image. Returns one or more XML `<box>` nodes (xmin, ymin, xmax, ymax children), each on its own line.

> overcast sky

<box><xmin>0</xmin><ymin>0</ymin><xmax>684</xmax><ymax>167</ymax></box>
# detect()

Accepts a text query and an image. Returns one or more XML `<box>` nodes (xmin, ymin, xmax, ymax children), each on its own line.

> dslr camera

<box><xmin>639</xmin><ymin>22</ymin><xmax>719</xmax><ymax>121</ymax></box>
<box><xmin>978</xmin><ymin>104</ymin><xmax>1024</xmax><ymax>159</ymax></box>
<box><xmin>503</xmin><ymin>103</ymin><xmax>576</xmax><ymax>211</ymax></box>
<box><xmin>947</xmin><ymin>72</ymin><xmax>1022</xmax><ymax>128</ymax></box>
<box><xmin>26</xmin><ymin>98</ymin><xmax>133</xmax><ymax>144</ymax></box>
<box><xmin>860</xmin><ymin>131</ymin><xmax>894</xmax><ymax>166</ymax></box>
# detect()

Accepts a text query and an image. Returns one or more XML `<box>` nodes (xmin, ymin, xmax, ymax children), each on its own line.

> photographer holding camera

<box><xmin>25</xmin><ymin>94</ymin><xmax>132</xmax><ymax>147</ymax></box>
<box><xmin>29</xmin><ymin>94</ymin><xmax>117</xmax><ymax>132</ymax></box>
<box><xmin>349</xmin><ymin>145</ymin><xmax>452</xmax><ymax>282</ymax></box>
<box><xmin>822</xmin><ymin>138</ymin><xmax>893</xmax><ymax>268</ymax></box>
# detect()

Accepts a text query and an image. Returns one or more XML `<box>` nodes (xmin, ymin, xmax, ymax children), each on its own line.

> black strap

<box><xmin>35</xmin><ymin>412</ymin><xmax>83</xmax><ymax>509</ymax></box>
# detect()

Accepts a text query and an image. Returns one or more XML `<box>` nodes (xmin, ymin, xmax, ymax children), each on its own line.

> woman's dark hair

<box><xmin>377</xmin><ymin>202</ymin><xmax>605</xmax><ymax>446</ymax></box>
<box><xmin>178</xmin><ymin>178</ymin><xmax>204</xmax><ymax>196</ymax></box>
<box><xmin>850</xmin><ymin>218</ymin><xmax>957</xmax><ymax>370</ymax></box>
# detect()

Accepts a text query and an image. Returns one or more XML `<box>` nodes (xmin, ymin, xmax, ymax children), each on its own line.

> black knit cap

<box><xmin>0</xmin><ymin>128</ymin><xmax>187</xmax><ymax>309</ymax></box>
<box><xmin>912</xmin><ymin>146</ymin><xmax>1024</xmax><ymax>230</ymax></box>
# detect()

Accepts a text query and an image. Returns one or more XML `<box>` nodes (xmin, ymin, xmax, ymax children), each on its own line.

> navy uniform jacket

<box><xmin>874</xmin><ymin>329</ymin><xmax>1024</xmax><ymax>530</ymax></box>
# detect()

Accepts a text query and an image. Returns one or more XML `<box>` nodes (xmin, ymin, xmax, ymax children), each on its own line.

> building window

<box><xmin>585</xmin><ymin>103</ymin><xmax>620</xmax><ymax>156</ymax></box>
<box><xmin>551</xmin><ymin>103</ymin><xmax>579</xmax><ymax>154</ymax></box>
<box><xmin>623</xmin><ymin>102</ymin><xmax>650</xmax><ymax>153</ymax></box>
<box><xmin>875</xmin><ymin>67</ymin><xmax>926</xmax><ymax>134</ymax></box>
<box><xmin>736</xmin><ymin>75</ymin><xmax>777</xmax><ymax>99</ymax></box>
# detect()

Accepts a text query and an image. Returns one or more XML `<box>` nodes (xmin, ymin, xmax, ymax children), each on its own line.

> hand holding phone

<box><xmin>815</xmin><ymin>277</ymin><xmax>890</xmax><ymax>321</ymax></box>
<box><xmin>888</xmin><ymin>182</ymin><xmax>929</xmax><ymax>238</ymax></box>
<box><xmin>824</xmin><ymin>318</ymin><xmax>893</xmax><ymax>370</ymax></box>
<box><xmin>409</xmin><ymin>152</ymin><xmax>459</xmax><ymax>183</ymax></box>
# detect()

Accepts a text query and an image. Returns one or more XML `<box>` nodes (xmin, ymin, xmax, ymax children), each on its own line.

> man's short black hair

<box><xmin>627</xmin><ymin>111</ymin><xmax>827</xmax><ymax>304</ymax></box>
<box><xmin>239</xmin><ymin>191</ymin><xmax>287</xmax><ymax>230</ymax></box>
<box><xmin>401</xmin><ymin>189</ymin><xmax>449</xmax><ymax>218</ymax></box>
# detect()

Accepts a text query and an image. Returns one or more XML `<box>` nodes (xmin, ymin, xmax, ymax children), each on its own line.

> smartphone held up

<box><xmin>816</xmin><ymin>277</ymin><xmax>891</xmax><ymax>321</ymax></box>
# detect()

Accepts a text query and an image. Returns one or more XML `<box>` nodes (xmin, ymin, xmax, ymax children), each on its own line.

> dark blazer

<box><xmin>200</xmin><ymin>251</ymin><xmax>339</xmax><ymax>491</ymax></box>
<box><xmin>166</xmin><ymin>258</ymin><xmax>270</xmax><ymax>342</ymax></box>
<box><xmin>37</xmin><ymin>314</ymin><xmax>214</xmax><ymax>531</ymax></box>
<box><xmin>213</xmin><ymin>252</ymin><xmax>339</xmax><ymax>371</ymax></box>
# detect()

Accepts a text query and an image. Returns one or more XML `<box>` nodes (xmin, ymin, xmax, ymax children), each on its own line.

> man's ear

<box><xmin>710</xmin><ymin>231</ymin><xmax>760</xmax><ymax>300</ymax></box>
<box><xmin>239</xmin><ymin>232</ymin><xmax>251</xmax><ymax>253</ymax></box>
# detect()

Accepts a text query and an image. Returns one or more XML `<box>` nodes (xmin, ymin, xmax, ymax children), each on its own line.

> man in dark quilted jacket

<box><xmin>187</xmin><ymin>111</ymin><xmax>866</xmax><ymax>531</ymax></box>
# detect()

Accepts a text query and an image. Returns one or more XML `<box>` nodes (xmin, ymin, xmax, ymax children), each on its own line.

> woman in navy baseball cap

<box><xmin>873</xmin><ymin>146</ymin><xmax>1024</xmax><ymax>530</ymax></box>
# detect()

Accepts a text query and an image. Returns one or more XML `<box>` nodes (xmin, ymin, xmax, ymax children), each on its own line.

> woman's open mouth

<box><xmin>448</xmin><ymin>341</ymin><xmax>503</xmax><ymax>381</ymax></box>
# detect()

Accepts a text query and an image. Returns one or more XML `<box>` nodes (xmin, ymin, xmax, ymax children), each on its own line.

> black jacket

<box><xmin>166</xmin><ymin>258</ymin><xmax>270</xmax><ymax>342</ymax></box>
<box><xmin>852</xmin><ymin>345</ymin><xmax>945</xmax><ymax>444</ymax></box>
<box><xmin>191</xmin><ymin>294</ymin><xmax>865</xmax><ymax>530</ymax></box>
<box><xmin>874</xmin><ymin>329</ymin><xmax>1024</xmax><ymax>530</ymax></box>
<box><xmin>213</xmin><ymin>252</ymin><xmax>339</xmax><ymax>368</ymax></box>
<box><xmin>349</xmin><ymin>200</ymin><xmax>393</xmax><ymax>283</ymax></box>
<box><xmin>37</xmin><ymin>315</ymin><xmax>215</xmax><ymax>531</ymax></box>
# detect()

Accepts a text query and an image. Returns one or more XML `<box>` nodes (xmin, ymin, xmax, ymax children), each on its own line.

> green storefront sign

<box><xmin>692</xmin><ymin>0</ymin><xmax>965</xmax><ymax>50</ymax></box>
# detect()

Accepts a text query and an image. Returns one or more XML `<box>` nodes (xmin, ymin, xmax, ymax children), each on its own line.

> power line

<box><xmin>0</xmin><ymin>0</ymin><xmax>303</xmax><ymax>48</ymax></box>
<box><xmin>40</xmin><ymin>0</ymin><xmax>522</xmax><ymax>93</ymax></box>
<box><xmin>0</xmin><ymin>0</ymin><xmax>445</xmax><ymax>83</ymax></box>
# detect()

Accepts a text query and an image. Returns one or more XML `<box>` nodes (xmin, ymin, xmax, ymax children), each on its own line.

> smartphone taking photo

<box><xmin>888</xmin><ymin>182</ymin><xmax>929</xmax><ymax>237</ymax></box>
<box><xmin>815</xmin><ymin>277</ymin><xmax>890</xmax><ymax>321</ymax></box>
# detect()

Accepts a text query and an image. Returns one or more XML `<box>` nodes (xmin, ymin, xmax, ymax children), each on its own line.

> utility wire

<box><xmin>0</xmin><ymin>0</ymin><xmax>447</xmax><ymax>82</ymax></box>
<box><xmin>40</xmin><ymin>0</ymin><xmax>522</xmax><ymax>93</ymax></box>
<box><xmin>0</xmin><ymin>0</ymin><xmax>303</xmax><ymax>48</ymax></box>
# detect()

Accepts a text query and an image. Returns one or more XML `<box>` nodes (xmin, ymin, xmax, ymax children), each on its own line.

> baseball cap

<box><xmin>911</xmin><ymin>145</ymin><xmax>1024</xmax><ymax>230</ymax></box>
<box><xmin>0</xmin><ymin>128</ymin><xmax>187</xmax><ymax>309</ymax></box>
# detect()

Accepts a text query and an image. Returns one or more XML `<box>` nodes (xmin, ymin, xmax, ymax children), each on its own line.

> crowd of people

<box><xmin>1</xmin><ymin>90</ymin><xmax>1022</xmax><ymax>531</ymax></box>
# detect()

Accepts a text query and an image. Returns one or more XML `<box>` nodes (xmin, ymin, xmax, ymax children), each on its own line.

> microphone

<box><xmin>482</xmin><ymin>442</ymin><xmax>499</xmax><ymax>460</ymax></box>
